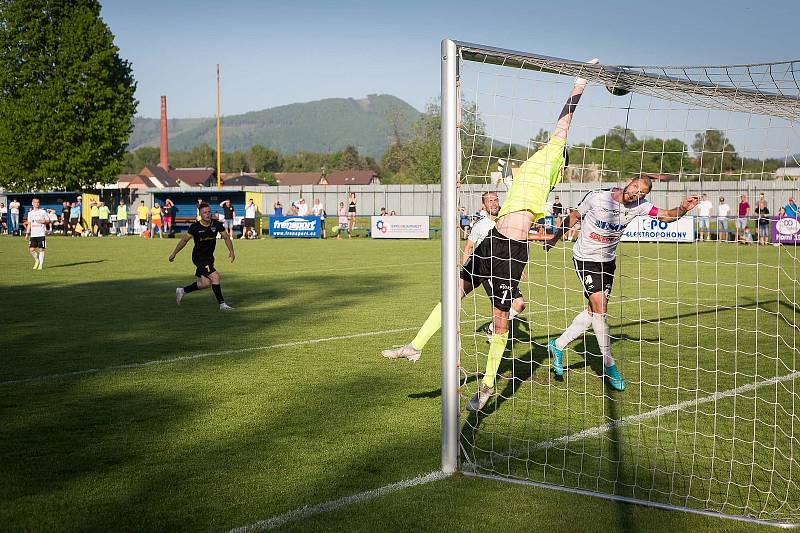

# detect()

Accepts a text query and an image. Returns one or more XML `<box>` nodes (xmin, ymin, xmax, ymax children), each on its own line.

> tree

<box><xmin>248</xmin><ymin>144</ymin><xmax>281</xmax><ymax>172</ymax></box>
<box><xmin>692</xmin><ymin>129</ymin><xmax>738</xmax><ymax>176</ymax></box>
<box><xmin>0</xmin><ymin>0</ymin><xmax>137</xmax><ymax>191</ymax></box>
<box><xmin>338</xmin><ymin>145</ymin><xmax>361</xmax><ymax>170</ymax></box>
<box><xmin>257</xmin><ymin>171</ymin><xmax>278</xmax><ymax>185</ymax></box>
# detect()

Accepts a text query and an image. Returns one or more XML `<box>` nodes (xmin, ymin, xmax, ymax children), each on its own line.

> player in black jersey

<box><xmin>169</xmin><ymin>202</ymin><xmax>236</xmax><ymax>310</ymax></box>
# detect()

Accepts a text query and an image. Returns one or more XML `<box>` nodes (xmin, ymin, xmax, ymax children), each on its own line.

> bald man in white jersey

<box><xmin>544</xmin><ymin>176</ymin><xmax>698</xmax><ymax>390</ymax></box>
<box><xmin>25</xmin><ymin>198</ymin><xmax>49</xmax><ymax>270</ymax></box>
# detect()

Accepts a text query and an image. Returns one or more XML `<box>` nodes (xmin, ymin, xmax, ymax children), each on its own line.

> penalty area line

<box><xmin>0</xmin><ymin>327</ymin><xmax>418</xmax><ymax>386</ymax></box>
<box><xmin>228</xmin><ymin>471</ymin><xmax>448</xmax><ymax>532</ymax></box>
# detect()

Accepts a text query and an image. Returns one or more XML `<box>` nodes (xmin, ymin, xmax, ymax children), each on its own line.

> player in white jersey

<box><xmin>544</xmin><ymin>176</ymin><xmax>698</xmax><ymax>391</ymax></box>
<box><xmin>25</xmin><ymin>198</ymin><xmax>49</xmax><ymax>270</ymax></box>
<box><xmin>381</xmin><ymin>192</ymin><xmax>527</xmax><ymax>363</ymax></box>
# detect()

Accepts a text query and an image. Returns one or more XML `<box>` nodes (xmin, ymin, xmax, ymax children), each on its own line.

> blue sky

<box><xmin>102</xmin><ymin>0</ymin><xmax>799</xmax><ymax>119</ymax></box>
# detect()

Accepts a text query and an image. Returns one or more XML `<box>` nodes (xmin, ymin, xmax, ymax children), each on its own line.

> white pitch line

<box><xmin>485</xmin><ymin>369</ymin><xmax>800</xmax><ymax>460</ymax></box>
<box><xmin>228</xmin><ymin>471</ymin><xmax>448</xmax><ymax>533</ymax></box>
<box><xmin>0</xmin><ymin>327</ymin><xmax>418</xmax><ymax>386</ymax></box>
<box><xmin>231</xmin><ymin>369</ymin><xmax>800</xmax><ymax>531</ymax></box>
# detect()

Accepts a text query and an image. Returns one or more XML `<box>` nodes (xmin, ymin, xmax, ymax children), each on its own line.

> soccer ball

<box><xmin>606</xmin><ymin>85</ymin><xmax>630</xmax><ymax>96</ymax></box>
<box><xmin>331</xmin><ymin>225</ymin><xmax>340</xmax><ymax>236</ymax></box>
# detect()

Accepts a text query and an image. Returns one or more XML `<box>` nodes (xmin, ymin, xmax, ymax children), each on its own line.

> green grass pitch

<box><xmin>1</xmin><ymin>235</ymin><xmax>796</xmax><ymax>531</ymax></box>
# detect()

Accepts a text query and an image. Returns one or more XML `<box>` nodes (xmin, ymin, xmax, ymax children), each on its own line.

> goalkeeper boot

<box><xmin>381</xmin><ymin>344</ymin><xmax>421</xmax><ymax>363</ymax></box>
<box><xmin>605</xmin><ymin>363</ymin><xmax>625</xmax><ymax>391</ymax></box>
<box><xmin>466</xmin><ymin>384</ymin><xmax>495</xmax><ymax>413</ymax></box>
<box><xmin>548</xmin><ymin>339</ymin><xmax>564</xmax><ymax>376</ymax></box>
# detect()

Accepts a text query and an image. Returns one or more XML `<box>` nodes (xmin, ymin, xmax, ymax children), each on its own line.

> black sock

<box><xmin>211</xmin><ymin>284</ymin><xmax>224</xmax><ymax>304</ymax></box>
<box><xmin>183</xmin><ymin>282</ymin><xmax>199</xmax><ymax>294</ymax></box>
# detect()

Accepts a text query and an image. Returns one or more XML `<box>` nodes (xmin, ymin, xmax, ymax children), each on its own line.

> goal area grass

<box><xmin>0</xmin><ymin>235</ymin><xmax>791</xmax><ymax>531</ymax></box>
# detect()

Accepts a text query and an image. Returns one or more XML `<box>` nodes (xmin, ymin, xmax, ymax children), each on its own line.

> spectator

<box><xmin>150</xmin><ymin>203</ymin><xmax>163</xmax><ymax>239</ymax></box>
<box><xmin>311</xmin><ymin>198</ymin><xmax>326</xmax><ymax>238</ymax></box>
<box><xmin>778</xmin><ymin>206</ymin><xmax>787</xmax><ymax>218</ymax></box>
<box><xmin>786</xmin><ymin>197</ymin><xmax>798</xmax><ymax>219</ymax></box>
<box><xmin>297</xmin><ymin>198</ymin><xmax>309</xmax><ymax>217</ymax></box>
<box><xmin>137</xmin><ymin>201</ymin><xmax>148</xmax><ymax>235</ymax></box>
<box><xmin>90</xmin><ymin>201</ymin><xmax>100</xmax><ymax>236</ymax></box>
<box><xmin>163</xmin><ymin>199</ymin><xmax>175</xmax><ymax>235</ymax></box>
<box><xmin>754</xmin><ymin>197</ymin><xmax>770</xmax><ymax>246</ymax></box>
<box><xmin>0</xmin><ymin>203</ymin><xmax>6</xmax><ymax>234</ymax></box>
<box><xmin>69</xmin><ymin>202</ymin><xmax>81</xmax><ymax>236</ymax></box>
<box><xmin>348</xmin><ymin>192</ymin><xmax>357</xmax><ymax>231</ymax></box>
<box><xmin>380</xmin><ymin>207</ymin><xmax>389</xmax><ymax>217</ymax></box>
<box><xmin>9</xmin><ymin>198</ymin><xmax>21</xmax><ymax>235</ymax></box>
<box><xmin>337</xmin><ymin>202</ymin><xmax>349</xmax><ymax>240</ymax></box>
<box><xmin>717</xmin><ymin>197</ymin><xmax>731</xmax><ymax>241</ymax></box>
<box><xmin>736</xmin><ymin>194</ymin><xmax>750</xmax><ymax>242</ymax></box>
<box><xmin>98</xmin><ymin>202</ymin><xmax>110</xmax><ymax>236</ymax></box>
<box><xmin>116</xmin><ymin>199</ymin><xmax>128</xmax><ymax>236</ymax></box>
<box><xmin>220</xmin><ymin>199</ymin><xmax>235</xmax><ymax>236</ymax></box>
<box><xmin>552</xmin><ymin>196</ymin><xmax>564</xmax><ymax>228</ymax></box>
<box><xmin>274</xmin><ymin>200</ymin><xmax>283</xmax><ymax>217</ymax></box>
<box><xmin>696</xmin><ymin>193</ymin><xmax>713</xmax><ymax>241</ymax></box>
<box><xmin>47</xmin><ymin>209</ymin><xmax>58</xmax><ymax>234</ymax></box>
<box><xmin>740</xmin><ymin>227</ymin><xmax>754</xmax><ymax>244</ymax></box>
<box><xmin>196</xmin><ymin>198</ymin><xmax>203</xmax><ymax>221</ymax></box>
<box><xmin>459</xmin><ymin>207</ymin><xmax>471</xmax><ymax>239</ymax></box>
<box><xmin>243</xmin><ymin>198</ymin><xmax>257</xmax><ymax>239</ymax></box>
<box><xmin>61</xmin><ymin>201</ymin><xmax>71</xmax><ymax>236</ymax></box>
<box><xmin>75</xmin><ymin>196</ymin><xmax>84</xmax><ymax>231</ymax></box>
<box><xmin>389</xmin><ymin>210</ymin><xmax>397</xmax><ymax>216</ymax></box>
<box><xmin>312</xmin><ymin>198</ymin><xmax>324</xmax><ymax>218</ymax></box>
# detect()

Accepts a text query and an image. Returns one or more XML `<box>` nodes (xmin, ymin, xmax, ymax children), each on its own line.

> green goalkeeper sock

<box><xmin>481</xmin><ymin>331</ymin><xmax>509</xmax><ymax>389</ymax></box>
<box><xmin>411</xmin><ymin>302</ymin><xmax>442</xmax><ymax>351</ymax></box>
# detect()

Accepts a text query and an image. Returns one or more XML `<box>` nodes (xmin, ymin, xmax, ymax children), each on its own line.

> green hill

<box><xmin>128</xmin><ymin>94</ymin><xmax>420</xmax><ymax>159</ymax></box>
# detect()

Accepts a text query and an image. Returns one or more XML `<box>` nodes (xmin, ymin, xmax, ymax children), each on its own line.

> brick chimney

<box><xmin>159</xmin><ymin>95</ymin><xmax>169</xmax><ymax>170</ymax></box>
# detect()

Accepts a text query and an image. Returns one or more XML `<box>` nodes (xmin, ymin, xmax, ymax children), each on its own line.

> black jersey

<box><xmin>188</xmin><ymin>220</ymin><xmax>225</xmax><ymax>263</ymax></box>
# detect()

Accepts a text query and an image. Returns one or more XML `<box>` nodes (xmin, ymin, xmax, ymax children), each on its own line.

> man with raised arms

<box><xmin>381</xmin><ymin>191</ymin><xmax>526</xmax><ymax>363</ymax></box>
<box><xmin>462</xmin><ymin>60</ymin><xmax>599</xmax><ymax>412</ymax></box>
<box><xmin>545</xmin><ymin>176</ymin><xmax>698</xmax><ymax>391</ymax></box>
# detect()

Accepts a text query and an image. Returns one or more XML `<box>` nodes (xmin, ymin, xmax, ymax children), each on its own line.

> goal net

<box><xmin>441</xmin><ymin>40</ymin><xmax>800</xmax><ymax>525</ymax></box>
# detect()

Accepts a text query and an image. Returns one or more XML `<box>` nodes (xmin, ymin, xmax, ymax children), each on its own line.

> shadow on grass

<box><xmin>0</xmin><ymin>271</ymin><xmax>399</xmax><ymax>382</ymax></box>
<box><xmin>48</xmin><ymin>259</ymin><xmax>107</xmax><ymax>268</ymax></box>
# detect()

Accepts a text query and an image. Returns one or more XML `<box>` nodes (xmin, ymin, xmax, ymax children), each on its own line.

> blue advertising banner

<box><xmin>269</xmin><ymin>216</ymin><xmax>321</xmax><ymax>238</ymax></box>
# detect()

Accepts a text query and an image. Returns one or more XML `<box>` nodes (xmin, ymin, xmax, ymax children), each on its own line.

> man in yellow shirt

<box><xmin>466</xmin><ymin>59</ymin><xmax>598</xmax><ymax>413</ymax></box>
<box><xmin>150</xmin><ymin>203</ymin><xmax>163</xmax><ymax>239</ymax></box>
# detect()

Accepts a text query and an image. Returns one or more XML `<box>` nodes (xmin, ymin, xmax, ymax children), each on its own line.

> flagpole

<box><xmin>216</xmin><ymin>64</ymin><xmax>221</xmax><ymax>190</ymax></box>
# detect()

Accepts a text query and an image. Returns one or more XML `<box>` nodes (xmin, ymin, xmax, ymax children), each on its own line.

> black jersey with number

<box><xmin>188</xmin><ymin>220</ymin><xmax>225</xmax><ymax>263</ymax></box>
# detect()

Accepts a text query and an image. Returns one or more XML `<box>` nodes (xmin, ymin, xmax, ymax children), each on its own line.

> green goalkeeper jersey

<box><xmin>497</xmin><ymin>137</ymin><xmax>566</xmax><ymax>220</ymax></box>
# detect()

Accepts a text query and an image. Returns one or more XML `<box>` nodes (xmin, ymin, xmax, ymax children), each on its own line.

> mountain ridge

<box><xmin>129</xmin><ymin>94</ymin><xmax>421</xmax><ymax>159</ymax></box>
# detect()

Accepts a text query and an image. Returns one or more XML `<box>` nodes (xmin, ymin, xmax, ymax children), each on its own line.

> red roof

<box><xmin>322</xmin><ymin>170</ymin><xmax>377</xmax><ymax>186</ymax></box>
<box><xmin>274</xmin><ymin>172</ymin><xmax>322</xmax><ymax>186</ymax></box>
<box><xmin>169</xmin><ymin>168</ymin><xmax>215</xmax><ymax>186</ymax></box>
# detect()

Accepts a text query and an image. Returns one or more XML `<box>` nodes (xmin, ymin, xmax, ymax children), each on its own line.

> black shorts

<box><xmin>193</xmin><ymin>258</ymin><xmax>216</xmax><ymax>278</ymax></box>
<box><xmin>244</xmin><ymin>218</ymin><xmax>255</xmax><ymax>228</ymax></box>
<box><xmin>29</xmin><ymin>236</ymin><xmax>46</xmax><ymax>249</ymax></box>
<box><xmin>574</xmin><ymin>258</ymin><xmax>616</xmax><ymax>299</ymax></box>
<box><xmin>459</xmin><ymin>228</ymin><xmax>528</xmax><ymax>312</ymax></box>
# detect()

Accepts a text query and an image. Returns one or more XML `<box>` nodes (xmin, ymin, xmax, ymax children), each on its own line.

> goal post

<box><xmin>440</xmin><ymin>39</ymin><xmax>800</xmax><ymax>526</ymax></box>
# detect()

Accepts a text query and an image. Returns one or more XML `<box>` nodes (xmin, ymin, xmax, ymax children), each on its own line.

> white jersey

<box><xmin>468</xmin><ymin>217</ymin><xmax>495</xmax><ymax>247</ymax></box>
<box><xmin>573</xmin><ymin>189</ymin><xmax>657</xmax><ymax>263</ymax></box>
<box><xmin>27</xmin><ymin>208</ymin><xmax>49</xmax><ymax>238</ymax></box>
<box><xmin>697</xmin><ymin>200</ymin><xmax>713</xmax><ymax>217</ymax></box>
<box><xmin>245</xmin><ymin>204</ymin><xmax>256</xmax><ymax>218</ymax></box>
<box><xmin>718</xmin><ymin>203</ymin><xmax>730</xmax><ymax>217</ymax></box>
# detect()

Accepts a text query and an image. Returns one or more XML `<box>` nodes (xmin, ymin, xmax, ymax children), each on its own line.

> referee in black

<box><xmin>170</xmin><ymin>202</ymin><xmax>236</xmax><ymax>310</ymax></box>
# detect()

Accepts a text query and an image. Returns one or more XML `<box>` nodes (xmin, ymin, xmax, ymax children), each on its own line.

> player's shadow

<box><xmin>408</xmin><ymin>318</ymin><xmax>537</xmax><ymax>400</ymax></box>
<box><xmin>48</xmin><ymin>259</ymin><xmax>107</xmax><ymax>268</ymax></box>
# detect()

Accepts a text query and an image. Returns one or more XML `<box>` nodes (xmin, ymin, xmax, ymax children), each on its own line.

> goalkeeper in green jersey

<box><xmin>460</xmin><ymin>59</ymin><xmax>597</xmax><ymax>412</ymax></box>
<box><xmin>381</xmin><ymin>191</ymin><xmax>527</xmax><ymax>363</ymax></box>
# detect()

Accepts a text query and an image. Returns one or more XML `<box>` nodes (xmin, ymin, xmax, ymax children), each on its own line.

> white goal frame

<box><xmin>439</xmin><ymin>38</ymin><xmax>799</xmax><ymax>528</ymax></box>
